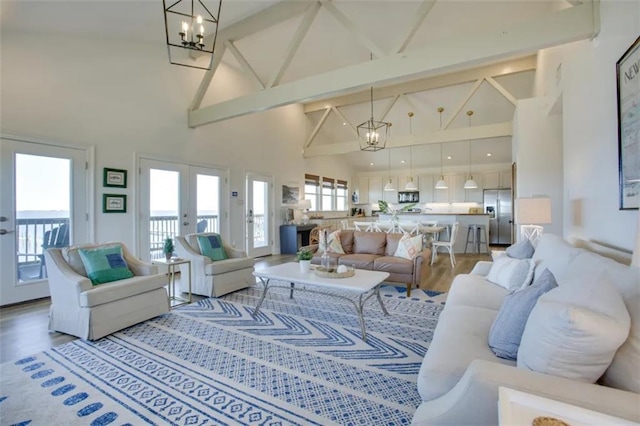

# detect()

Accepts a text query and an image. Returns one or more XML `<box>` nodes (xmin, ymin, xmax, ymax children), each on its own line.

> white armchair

<box><xmin>45</xmin><ymin>242</ymin><xmax>169</xmax><ymax>340</ymax></box>
<box><xmin>174</xmin><ymin>233</ymin><xmax>255</xmax><ymax>297</ymax></box>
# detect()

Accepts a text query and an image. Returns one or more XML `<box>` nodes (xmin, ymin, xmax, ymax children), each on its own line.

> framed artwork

<box><xmin>282</xmin><ymin>185</ymin><xmax>299</xmax><ymax>205</ymax></box>
<box><xmin>616</xmin><ymin>36</ymin><xmax>640</xmax><ymax>210</ymax></box>
<box><xmin>103</xmin><ymin>194</ymin><xmax>127</xmax><ymax>213</ymax></box>
<box><xmin>103</xmin><ymin>168</ymin><xmax>127</xmax><ymax>188</ymax></box>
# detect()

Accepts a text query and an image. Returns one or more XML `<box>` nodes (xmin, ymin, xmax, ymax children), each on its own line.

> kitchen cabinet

<box><xmin>483</xmin><ymin>170</ymin><xmax>512</xmax><ymax>189</ymax></box>
<box><xmin>435</xmin><ymin>176</ymin><xmax>450</xmax><ymax>203</ymax></box>
<box><xmin>380</xmin><ymin>176</ymin><xmax>397</xmax><ymax>204</ymax></box>
<box><xmin>368</xmin><ymin>176</ymin><xmax>383</xmax><ymax>206</ymax></box>
<box><xmin>466</xmin><ymin>174</ymin><xmax>483</xmax><ymax>203</ymax></box>
<box><xmin>418</xmin><ymin>175</ymin><xmax>434</xmax><ymax>203</ymax></box>
<box><xmin>398</xmin><ymin>175</ymin><xmax>418</xmax><ymax>192</ymax></box>
<box><xmin>357</xmin><ymin>177</ymin><xmax>369</xmax><ymax>204</ymax></box>
<box><xmin>449</xmin><ymin>174</ymin><xmax>466</xmax><ymax>202</ymax></box>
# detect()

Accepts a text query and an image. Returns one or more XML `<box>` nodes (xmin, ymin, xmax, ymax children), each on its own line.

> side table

<box><xmin>152</xmin><ymin>258</ymin><xmax>192</xmax><ymax>308</ymax></box>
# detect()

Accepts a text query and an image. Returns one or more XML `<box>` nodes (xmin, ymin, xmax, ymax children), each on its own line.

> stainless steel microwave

<box><xmin>398</xmin><ymin>191</ymin><xmax>419</xmax><ymax>203</ymax></box>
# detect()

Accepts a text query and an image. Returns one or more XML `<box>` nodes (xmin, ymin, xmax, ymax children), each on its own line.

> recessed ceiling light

<box><xmin>447</xmin><ymin>156</ymin><xmax>452</xmax><ymax>160</ymax></box>
<box><xmin>370</xmin><ymin>162</ymin><xmax>374</xmax><ymax>166</ymax></box>
<box><xmin>487</xmin><ymin>153</ymin><xmax>492</xmax><ymax>157</ymax></box>
<box><xmin>342</xmin><ymin>122</ymin><xmax>346</xmax><ymax>126</ymax></box>
<box><xmin>401</xmin><ymin>160</ymin><xmax>406</xmax><ymax>164</ymax></box>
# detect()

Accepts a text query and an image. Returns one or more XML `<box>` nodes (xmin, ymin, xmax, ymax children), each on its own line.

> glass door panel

<box><xmin>246</xmin><ymin>174</ymin><xmax>272</xmax><ymax>257</ymax></box>
<box><xmin>149</xmin><ymin>168</ymin><xmax>181</xmax><ymax>260</ymax></box>
<box><xmin>195</xmin><ymin>173</ymin><xmax>220</xmax><ymax>234</ymax></box>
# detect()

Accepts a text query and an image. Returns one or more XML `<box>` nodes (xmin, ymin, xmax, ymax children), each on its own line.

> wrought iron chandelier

<box><xmin>357</xmin><ymin>86</ymin><xmax>391</xmax><ymax>152</ymax></box>
<box><xmin>163</xmin><ymin>0</ymin><xmax>222</xmax><ymax>70</ymax></box>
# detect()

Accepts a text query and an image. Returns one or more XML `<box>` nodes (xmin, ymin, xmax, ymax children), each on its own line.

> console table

<box><xmin>280</xmin><ymin>224</ymin><xmax>317</xmax><ymax>254</ymax></box>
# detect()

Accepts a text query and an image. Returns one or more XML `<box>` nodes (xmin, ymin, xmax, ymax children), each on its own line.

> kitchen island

<box><xmin>378</xmin><ymin>213</ymin><xmax>492</xmax><ymax>254</ymax></box>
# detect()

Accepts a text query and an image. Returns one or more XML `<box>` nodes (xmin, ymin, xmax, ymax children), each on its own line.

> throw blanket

<box><xmin>0</xmin><ymin>285</ymin><xmax>444</xmax><ymax>425</ymax></box>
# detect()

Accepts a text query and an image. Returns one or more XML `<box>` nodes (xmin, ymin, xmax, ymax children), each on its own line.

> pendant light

<box><xmin>384</xmin><ymin>148</ymin><xmax>395</xmax><ymax>191</ymax></box>
<box><xmin>435</xmin><ymin>107</ymin><xmax>448</xmax><ymax>189</ymax></box>
<box><xmin>405</xmin><ymin>112</ymin><xmax>418</xmax><ymax>190</ymax></box>
<box><xmin>463</xmin><ymin>110</ymin><xmax>478</xmax><ymax>189</ymax></box>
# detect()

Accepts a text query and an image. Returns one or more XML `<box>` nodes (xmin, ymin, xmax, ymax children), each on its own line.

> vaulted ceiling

<box><xmin>1</xmin><ymin>0</ymin><xmax>599</xmax><ymax>173</ymax></box>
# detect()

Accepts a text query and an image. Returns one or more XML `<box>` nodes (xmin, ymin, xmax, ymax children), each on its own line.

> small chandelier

<box><xmin>163</xmin><ymin>0</ymin><xmax>222</xmax><ymax>70</ymax></box>
<box><xmin>463</xmin><ymin>110</ymin><xmax>478</xmax><ymax>189</ymax></box>
<box><xmin>358</xmin><ymin>86</ymin><xmax>391</xmax><ymax>152</ymax></box>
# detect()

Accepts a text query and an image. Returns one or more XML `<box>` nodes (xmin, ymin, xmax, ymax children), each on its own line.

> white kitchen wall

<box><xmin>533</xmin><ymin>0</ymin><xmax>639</xmax><ymax>251</ymax></box>
<box><xmin>0</xmin><ymin>31</ymin><xmax>316</xmax><ymax>254</ymax></box>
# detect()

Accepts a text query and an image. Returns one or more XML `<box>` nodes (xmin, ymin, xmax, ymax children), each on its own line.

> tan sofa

<box><xmin>302</xmin><ymin>230</ymin><xmax>430</xmax><ymax>296</ymax></box>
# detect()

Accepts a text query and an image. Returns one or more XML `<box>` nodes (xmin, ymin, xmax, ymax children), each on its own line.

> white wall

<box><xmin>533</xmin><ymin>0</ymin><xmax>639</xmax><ymax>251</ymax></box>
<box><xmin>0</xmin><ymin>31</ymin><xmax>332</xmax><ymax>255</ymax></box>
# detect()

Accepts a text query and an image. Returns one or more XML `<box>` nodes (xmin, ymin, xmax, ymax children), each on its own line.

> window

<box><xmin>304</xmin><ymin>174</ymin><xmax>320</xmax><ymax>211</ymax></box>
<box><xmin>336</xmin><ymin>180</ymin><xmax>348</xmax><ymax>211</ymax></box>
<box><xmin>304</xmin><ymin>174</ymin><xmax>348</xmax><ymax>211</ymax></box>
<box><xmin>322</xmin><ymin>177</ymin><xmax>334</xmax><ymax>211</ymax></box>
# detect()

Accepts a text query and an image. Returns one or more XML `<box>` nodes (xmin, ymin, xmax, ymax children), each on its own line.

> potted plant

<box><xmin>296</xmin><ymin>248</ymin><xmax>314</xmax><ymax>273</ymax></box>
<box><xmin>163</xmin><ymin>237</ymin><xmax>174</xmax><ymax>260</ymax></box>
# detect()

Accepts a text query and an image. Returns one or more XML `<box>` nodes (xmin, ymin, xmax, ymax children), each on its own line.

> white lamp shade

<box><xmin>515</xmin><ymin>197</ymin><xmax>552</xmax><ymax>224</ymax></box>
<box><xmin>298</xmin><ymin>199</ymin><xmax>312</xmax><ymax>210</ymax></box>
<box><xmin>435</xmin><ymin>176</ymin><xmax>448</xmax><ymax>189</ymax></box>
<box><xmin>383</xmin><ymin>180</ymin><xmax>395</xmax><ymax>191</ymax></box>
<box><xmin>404</xmin><ymin>178</ymin><xmax>418</xmax><ymax>190</ymax></box>
<box><xmin>463</xmin><ymin>176</ymin><xmax>478</xmax><ymax>189</ymax></box>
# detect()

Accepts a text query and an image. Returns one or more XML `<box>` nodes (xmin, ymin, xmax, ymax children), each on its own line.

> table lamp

<box><xmin>515</xmin><ymin>197</ymin><xmax>552</xmax><ymax>243</ymax></box>
<box><xmin>299</xmin><ymin>199</ymin><xmax>312</xmax><ymax>224</ymax></box>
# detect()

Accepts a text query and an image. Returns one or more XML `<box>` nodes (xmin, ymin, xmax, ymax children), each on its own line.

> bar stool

<box><xmin>464</xmin><ymin>224</ymin><xmax>489</xmax><ymax>254</ymax></box>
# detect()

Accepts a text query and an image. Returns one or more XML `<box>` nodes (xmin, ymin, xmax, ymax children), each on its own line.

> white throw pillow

<box><xmin>394</xmin><ymin>233</ymin><xmax>423</xmax><ymax>260</ymax></box>
<box><xmin>486</xmin><ymin>256</ymin><xmax>535</xmax><ymax>291</ymax></box>
<box><xmin>517</xmin><ymin>274</ymin><xmax>631</xmax><ymax>383</ymax></box>
<box><xmin>318</xmin><ymin>230</ymin><xmax>345</xmax><ymax>254</ymax></box>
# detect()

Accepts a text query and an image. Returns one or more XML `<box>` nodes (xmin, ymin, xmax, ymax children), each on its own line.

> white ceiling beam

<box><xmin>380</xmin><ymin>95</ymin><xmax>400</xmax><ymax>121</ymax></box>
<box><xmin>189</xmin><ymin>1</ymin><xmax>597</xmax><ymax>127</ymax></box>
<box><xmin>332</xmin><ymin>106</ymin><xmax>359</xmax><ymax>137</ymax></box>
<box><xmin>224</xmin><ymin>40</ymin><xmax>265</xmax><ymax>90</ymax></box>
<box><xmin>484</xmin><ymin>76</ymin><xmax>518</xmax><ymax>106</ymax></box>
<box><xmin>268</xmin><ymin>2</ymin><xmax>321</xmax><ymax>88</ymax></box>
<box><xmin>189</xmin><ymin>43</ymin><xmax>227</xmax><ymax>111</ymax></box>
<box><xmin>319</xmin><ymin>0</ymin><xmax>386</xmax><ymax>59</ymax></box>
<box><xmin>303</xmin><ymin>122</ymin><xmax>513</xmax><ymax>157</ymax></box>
<box><xmin>305</xmin><ymin>107</ymin><xmax>331</xmax><ymax>148</ymax></box>
<box><xmin>304</xmin><ymin>56</ymin><xmax>536</xmax><ymax>112</ymax></box>
<box><xmin>443</xmin><ymin>78</ymin><xmax>483</xmax><ymax>129</ymax></box>
<box><xmin>395</xmin><ymin>0</ymin><xmax>437</xmax><ymax>54</ymax></box>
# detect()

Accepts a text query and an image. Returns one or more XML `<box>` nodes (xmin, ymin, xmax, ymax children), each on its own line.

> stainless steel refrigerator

<box><xmin>483</xmin><ymin>189</ymin><xmax>513</xmax><ymax>244</ymax></box>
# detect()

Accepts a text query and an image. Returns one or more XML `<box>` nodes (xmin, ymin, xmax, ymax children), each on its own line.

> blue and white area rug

<box><xmin>0</xmin><ymin>285</ymin><xmax>445</xmax><ymax>425</ymax></box>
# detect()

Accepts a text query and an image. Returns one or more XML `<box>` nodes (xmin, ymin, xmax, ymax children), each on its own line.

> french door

<box><xmin>138</xmin><ymin>158</ymin><xmax>227</xmax><ymax>261</ymax></box>
<box><xmin>246</xmin><ymin>173</ymin><xmax>273</xmax><ymax>257</ymax></box>
<box><xmin>0</xmin><ymin>138</ymin><xmax>89</xmax><ymax>306</ymax></box>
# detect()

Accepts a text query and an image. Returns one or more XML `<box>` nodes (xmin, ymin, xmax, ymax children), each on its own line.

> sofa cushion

<box><xmin>310</xmin><ymin>252</ymin><xmax>342</xmax><ymax>265</ymax></box>
<box><xmin>517</xmin><ymin>273</ymin><xmax>631</xmax><ymax>384</ymax></box>
<box><xmin>531</xmin><ymin>233</ymin><xmax>581</xmax><ymax>283</ymax></box>
<box><xmin>78</xmin><ymin>245</ymin><xmax>134</xmax><ymax>285</ymax></box>
<box><xmin>488</xmin><ymin>268</ymin><xmax>558</xmax><ymax>360</ymax></box>
<box><xmin>394</xmin><ymin>233</ymin><xmax>423</xmax><ymax>260</ymax></box>
<box><xmin>318</xmin><ymin>230</ymin><xmax>345</xmax><ymax>254</ymax></box>
<box><xmin>564</xmin><ymin>250</ymin><xmax>640</xmax><ymax>393</ymax></box>
<box><xmin>373</xmin><ymin>256</ymin><xmax>413</xmax><ymax>275</ymax></box>
<box><xmin>505</xmin><ymin>239</ymin><xmax>535</xmax><ymax>259</ymax></box>
<box><xmin>486</xmin><ymin>257</ymin><xmax>535</xmax><ymax>291</ymax></box>
<box><xmin>339</xmin><ymin>230</ymin><xmax>355</xmax><ymax>254</ymax></box>
<box><xmin>385</xmin><ymin>233</ymin><xmax>403</xmax><ymax>256</ymax></box>
<box><xmin>79</xmin><ymin>274</ymin><xmax>167</xmax><ymax>308</ymax></box>
<box><xmin>446</xmin><ymin>274</ymin><xmax>510</xmax><ymax>311</ymax></box>
<box><xmin>338</xmin><ymin>254</ymin><xmax>378</xmax><ymax>270</ymax></box>
<box><xmin>205</xmin><ymin>257</ymin><xmax>256</xmax><ymax>275</ymax></box>
<box><xmin>353</xmin><ymin>231</ymin><xmax>387</xmax><ymax>255</ymax></box>
<box><xmin>197</xmin><ymin>234</ymin><xmax>228</xmax><ymax>261</ymax></box>
<box><xmin>63</xmin><ymin>242</ymin><xmax>121</xmax><ymax>277</ymax></box>
<box><xmin>417</xmin><ymin>305</ymin><xmax>515</xmax><ymax>402</ymax></box>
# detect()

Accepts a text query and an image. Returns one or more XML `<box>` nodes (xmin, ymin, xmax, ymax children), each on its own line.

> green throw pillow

<box><xmin>197</xmin><ymin>234</ymin><xmax>228</xmax><ymax>261</ymax></box>
<box><xmin>78</xmin><ymin>245</ymin><xmax>134</xmax><ymax>285</ymax></box>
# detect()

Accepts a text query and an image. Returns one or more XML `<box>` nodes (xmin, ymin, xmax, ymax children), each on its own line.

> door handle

<box><xmin>0</xmin><ymin>216</ymin><xmax>7</xmax><ymax>222</ymax></box>
<box><xmin>0</xmin><ymin>229</ymin><xmax>14</xmax><ymax>235</ymax></box>
<box><xmin>183</xmin><ymin>221</ymin><xmax>190</xmax><ymax>226</ymax></box>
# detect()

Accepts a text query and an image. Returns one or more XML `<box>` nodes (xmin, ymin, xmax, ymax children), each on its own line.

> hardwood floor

<box><xmin>0</xmin><ymin>251</ymin><xmax>492</xmax><ymax>364</ymax></box>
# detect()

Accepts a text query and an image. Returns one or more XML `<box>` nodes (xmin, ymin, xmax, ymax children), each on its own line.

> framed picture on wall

<box><xmin>103</xmin><ymin>168</ymin><xmax>127</xmax><ymax>188</ymax></box>
<box><xmin>103</xmin><ymin>194</ymin><xmax>127</xmax><ymax>213</ymax></box>
<box><xmin>282</xmin><ymin>185</ymin><xmax>299</xmax><ymax>205</ymax></box>
<box><xmin>616</xmin><ymin>36</ymin><xmax>640</xmax><ymax>210</ymax></box>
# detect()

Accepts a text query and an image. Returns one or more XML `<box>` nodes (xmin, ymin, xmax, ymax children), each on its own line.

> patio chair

<box><xmin>196</xmin><ymin>219</ymin><xmax>208</xmax><ymax>233</ymax></box>
<box><xmin>39</xmin><ymin>223</ymin><xmax>70</xmax><ymax>278</ymax></box>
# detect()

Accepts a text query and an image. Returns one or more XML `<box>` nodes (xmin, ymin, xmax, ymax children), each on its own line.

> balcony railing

<box><xmin>149</xmin><ymin>214</ymin><xmax>221</xmax><ymax>259</ymax></box>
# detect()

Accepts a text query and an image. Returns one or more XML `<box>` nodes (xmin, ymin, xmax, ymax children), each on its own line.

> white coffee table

<box><xmin>252</xmin><ymin>263</ymin><xmax>390</xmax><ymax>341</ymax></box>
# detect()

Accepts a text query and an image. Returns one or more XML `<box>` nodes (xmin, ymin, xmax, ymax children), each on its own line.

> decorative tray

<box><xmin>314</xmin><ymin>266</ymin><xmax>355</xmax><ymax>278</ymax></box>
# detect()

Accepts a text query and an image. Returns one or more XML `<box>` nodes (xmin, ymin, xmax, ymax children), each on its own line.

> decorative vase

<box><xmin>299</xmin><ymin>260</ymin><xmax>311</xmax><ymax>273</ymax></box>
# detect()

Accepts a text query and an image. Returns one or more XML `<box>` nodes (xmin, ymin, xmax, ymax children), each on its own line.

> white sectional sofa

<box><xmin>412</xmin><ymin>234</ymin><xmax>640</xmax><ymax>425</ymax></box>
